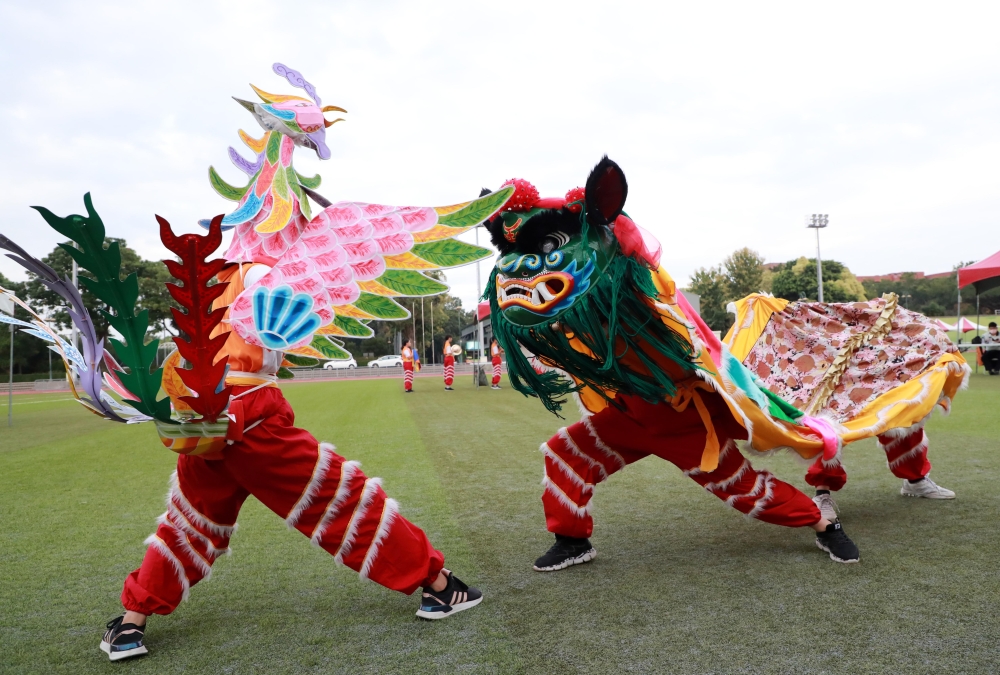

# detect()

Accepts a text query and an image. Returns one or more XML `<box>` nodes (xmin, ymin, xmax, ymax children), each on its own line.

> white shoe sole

<box><xmin>100</xmin><ymin>640</ymin><xmax>148</xmax><ymax>661</ymax></box>
<box><xmin>901</xmin><ymin>489</ymin><xmax>955</xmax><ymax>499</ymax></box>
<box><xmin>815</xmin><ymin>539</ymin><xmax>859</xmax><ymax>564</ymax></box>
<box><xmin>415</xmin><ymin>595</ymin><xmax>483</xmax><ymax>620</ymax></box>
<box><xmin>533</xmin><ymin>548</ymin><xmax>597</xmax><ymax>572</ymax></box>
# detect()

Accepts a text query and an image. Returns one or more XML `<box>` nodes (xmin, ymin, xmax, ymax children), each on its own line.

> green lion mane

<box><xmin>485</xmin><ymin>253</ymin><xmax>697</xmax><ymax>416</ymax></box>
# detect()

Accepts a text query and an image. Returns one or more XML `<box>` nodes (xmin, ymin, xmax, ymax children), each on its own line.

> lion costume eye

<box><xmin>541</xmin><ymin>232</ymin><xmax>571</xmax><ymax>254</ymax></box>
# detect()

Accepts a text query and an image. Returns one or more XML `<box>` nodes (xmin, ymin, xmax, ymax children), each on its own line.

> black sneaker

<box><xmin>444</xmin><ymin>386</ymin><xmax>454</xmax><ymax>391</ymax></box>
<box><xmin>416</xmin><ymin>571</ymin><xmax>483</xmax><ymax>620</ymax></box>
<box><xmin>533</xmin><ymin>534</ymin><xmax>597</xmax><ymax>572</ymax></box>
<box><xmin>100</xmin><ymin>615</ymin><xmax>148</xmax><ymax>661</ymax></box>
<box><xmin>815</xmin><ymin>522</ymin><xmax>860</xmax><ymax>564</ymax></box>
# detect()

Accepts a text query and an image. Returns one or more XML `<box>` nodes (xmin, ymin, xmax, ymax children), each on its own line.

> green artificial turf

<box><xmin>1</xmin><ymin>373</ymin><xmax>998</xmax><ymax>674</ymax></box>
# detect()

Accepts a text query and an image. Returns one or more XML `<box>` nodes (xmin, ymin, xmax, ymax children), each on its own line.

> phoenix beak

<box><xmin>232</xmin><ymin>97</ymin><xmax>257</xmax><ymax>113</ymax></box>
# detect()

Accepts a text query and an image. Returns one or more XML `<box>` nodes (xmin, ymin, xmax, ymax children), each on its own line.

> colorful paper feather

<box><xmin>0</xmin><ymin>226</ymin><xmax>126</xmax><ymax>421</ymax></box>
<box><xmin>30</xmin><ymin>195</ymin><xmax>170</xmax><ymax>422</ymax></box>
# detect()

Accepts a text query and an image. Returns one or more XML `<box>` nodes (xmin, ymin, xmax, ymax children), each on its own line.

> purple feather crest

<box><xmin>273</xmin><ymin>62</ymin><xmax>321</xmax><ymax>106</ymax></box>
<box><xmin>228</xmin><ymin>146</ymin><xmax>264</xmax><ymax>176</ymax></box>
<box><xmin>0</xmin><ymin>232</ymin><xmax>124</xmax><ymax>421</ymax></box>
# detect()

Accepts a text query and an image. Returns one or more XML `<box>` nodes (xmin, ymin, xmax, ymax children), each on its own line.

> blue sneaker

<box><xmin>416</xmin><ymin>571</ymin><xmax>482</xmax><ymax>620</ymax></box>
<box><xmin>99</xmin><ymin>615</ymin><xmax>148</xmax><ymax>661</ymax></box>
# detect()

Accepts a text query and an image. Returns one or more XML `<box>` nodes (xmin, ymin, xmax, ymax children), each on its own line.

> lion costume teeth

<box><xmin>497</xmin><ymin>272</ymin><xmax>573</xmax><ymax>311</ymax></box>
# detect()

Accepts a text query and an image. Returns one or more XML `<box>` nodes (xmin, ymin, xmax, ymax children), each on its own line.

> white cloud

<box><xmin>2</xmin><ymin>0</ymin><xmax>998</xmax><ymax>312</ymax></box>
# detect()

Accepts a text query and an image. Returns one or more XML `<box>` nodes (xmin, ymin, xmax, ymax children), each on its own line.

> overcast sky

<box><xmin>2</xmin><ymin>1</ymin><xmax>998</xmax><ymax>310</ymax></box>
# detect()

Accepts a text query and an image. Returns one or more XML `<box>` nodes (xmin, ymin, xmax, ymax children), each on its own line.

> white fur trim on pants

<box><xmin>580</xmin><ymin>416</ymin><xmax>626</xmax><ymax>470</ymax></box>
<box><xmin>334</xmin><ymin>477</ymin><xmax>382</xmax><ymax>563</ymax></box>
<box><xmin>167</xmin><ymin>471</ymin><xmax>237</xmax><ymax>539</ymax></box>
<box><xmin>701</xmin><ymin>459</ymin><xmax>750</xmax><ymax>493</ymax></box>
<box><xmin>311</xmin><ymin>460</ymin><xmax>362</xmax><ymax>546</ymax></box>
<box><xmin>540</xmin><ymin>443</ymin><xmax>594</xmax><ymax>491</ymax></box>
<box><xmin>725</xmin><ymin>472</ymin><xmax>765</xmax><ymax>509</ymax></box>
<box><xmin>285</xmin><ymin>443</ymin><xmax>336</xmax><ymax>529</ymax></box>
<box><xmin>542</xmin><ymin>475</ymin><xmax>591</xmax><ymax>518</ymax></box>
<box><xmin>359</xmin><ymin>498</ymin><xmax>400</xmax><ymax>580</ymax></box>
<box><xmin>144</xmin><ymin>534</ymin><xmax>192</xmax><ymax>602</ymax></box>
<box><xmin>158</xmin><ymin>507</ymin><xmax>230</xmax><ymax>559</ymax></box>
<box><xmin>557</xmin><ymin>427</ymin><xmax>609</xmax><ymax>480</ymax></box>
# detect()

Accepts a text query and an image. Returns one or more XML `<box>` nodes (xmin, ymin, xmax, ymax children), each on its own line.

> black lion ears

<box><xmin>584</xmin><ymin>156</ymin><xmax>627</xmax><ymax>227</ymax></box>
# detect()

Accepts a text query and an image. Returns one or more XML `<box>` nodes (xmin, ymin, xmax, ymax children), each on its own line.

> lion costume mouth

<box><xmin>496</xmin><ymin>271</ymin><xmax>574</xmax><ymax>313</ymax></box>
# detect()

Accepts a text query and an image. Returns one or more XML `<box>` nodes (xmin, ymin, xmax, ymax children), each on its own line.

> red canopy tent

<box><xmin>957</xmin><ymin>250</ymin><xmax>1000</xmax><ymax>371</ymax></box>
<box><xmin>959</xmin><ymin>249</ymin><xmax>1000</xmax><ymax>295</ymax></box>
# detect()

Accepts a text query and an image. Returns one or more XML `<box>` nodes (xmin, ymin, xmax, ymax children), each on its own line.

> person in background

<box><xmin>983</xmin><ymin>322</ymin><xmax>1000</xmax><ymax>375</ymax></box>
<box><xmin>490</xmin><ymin>337</ymin><xmax>503</xmax><ymax>390</ymax></box>
<box><xmin>402</xmin><ymin>338</ymin><xmax>415</xmax><ymax>392</ymax></box>
<box><xmin>442</xmin><ymin>335</ymin><xmax>456</xmax><ymax>391</ymax></box>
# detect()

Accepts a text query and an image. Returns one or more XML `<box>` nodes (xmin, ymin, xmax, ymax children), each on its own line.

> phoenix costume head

<box><xmin>484</xmin><ymin>157</ymin><xmax>695</xmax><ymax>414</ymax></box>
<box><xmin>199</xmin><ymin>63</ymin><xmax>513</xmax><ymax>362</ymax></box>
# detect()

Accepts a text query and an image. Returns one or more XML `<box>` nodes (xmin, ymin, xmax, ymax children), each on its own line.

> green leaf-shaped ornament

<box><xmin>273</xmin><ymin>165</ymin><xmax>290</xmax><ymax>200</ymax></box>
<box><xmin>376</xmin><ymin>270</ymin><xmax>448</xmax><ymax>297</ymax></box>
<box><xmin>333</xmin><ymin>315</ymin><xmax>374</xmax><ymax>338</ymax></box>
<box><xmin>208</xmin><ymin>167</ymin><xmax>250</xmax><ymax>202</ymax></box>
<box><xmin>438</xmin><ymin>186</ymin><xmax>514</xmax><ymax>228</ymax></box>
<box><xmin>283</xmin><ymin>353</ymin><xmax>320</xmax><ymax>367</ymax></box>
<box><xmin>295</xmin><ymin>171</ymin><xmax>322</xmax><ymax>190</ymax></box>
<box><xmin>353</xmin><ymin>293</ymin><xmax>409</xmax><ymax>319</ymax></box>
<box><xmin>31</xmin><ymin>194</ymin><xmax>170</xmax><ymax>422</ymax></box>
<box><xmin>411</xmin><ymin>240</ymin><xmax>493</xmax><ymax>268</ymax></box>
<box><xmin>309</xmin><ymin>335</ymin><xmax>353</xmax><ymax>360</ymax></box>
<box><xmin>265</xmin><ymin>133</ymin><xmax>282</xmax><ymax>164</ymax></box>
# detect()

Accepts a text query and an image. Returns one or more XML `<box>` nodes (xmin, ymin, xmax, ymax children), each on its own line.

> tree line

<box><xmin>688</xmin><ymin>248</ymin><xmax>867</xmax><ymax>332</ymax></box>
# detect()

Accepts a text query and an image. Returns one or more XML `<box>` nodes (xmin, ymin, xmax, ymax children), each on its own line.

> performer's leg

<box><xmin>491</xmin><ymin>358</ymin><xmax>501</xmax><ymax>387</ymax></box>
<box><xmin>803</xmin><ymin>456</ymin><xmax>849</xmax><ymax>522</ymax></box>
<box><xmin>443</xmin><ymin>355</ymin><xmax>454</xmax><ymax>388</ymax></box>
<box><xmin>603</xmin><ymin>392</ymin><xmax>857</xmax><ymax>562</ymax></box>
<box><xmin>404</xmin><ymin>362</ymin><xmax>413</xmax><ymax>392</ymax></box>
<box><xmin>104</xmin><ymin>456</ymin><xmax>246</xmax><ymax>660</ymax></box>
<box><xmin>672</xmin><ymin>439</ymin><xmax>822</xmax><ymax>528</ymax></box>
<box><xmin>540</xmin><ymin>417</ymin><xmax>645</xmax><ymax>539</ymax></box>
<box><xmin>982</xmin><ymin>348</ymin><xmax>1000</xmax><ymax>374</ymax></box>
<box><xmin>225</xmin><ymin>389</ymin><xmax>449</xmax><ymax>595</ymax></box>
<box><xmin>121</xmin><ymin>455</ymin><xmax>246</xmax><ymax>616</ymax></box>
<box><xmin>533</xmin><ymin>406</ymin><xmax>648</xmax><ymax>571</ymax></box>
<box><xmin>879</xmin><ymin>426</ymin><xmax>955</xmax><ymax>499</ymax></box>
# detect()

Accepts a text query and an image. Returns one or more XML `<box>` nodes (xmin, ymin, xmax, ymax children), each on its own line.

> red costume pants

<box><xmin>403</xmin><ymin>361</ymin><xmax>414</xmax><ymax>391</ymax></box>
<box><xmin>804</xmin><ymin>424</ymin><xmax>931</xmax><ymax>490</ymax></box>
<box><xmin>541</xmin><ymin>392</ymin><xmax>822</xmax><ymax>539</ymax></box>
<box><xmin>121</xmin><ymin>386</ymin><xmax>444</xmax><ymax>616</ymax></box>
<box><xmin>491</xmin><ymin>356</ymin><xmax>502</xmax><ymax>386</ymax></box>
<box><xmin>443</xmin><ymin>355</ymin><xmax>455</xmax><ymax>387</ymax></box>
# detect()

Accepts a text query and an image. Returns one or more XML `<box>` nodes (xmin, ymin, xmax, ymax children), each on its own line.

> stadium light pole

<box><xmin>806</xmin><ymin>214</ymin><xmax>829</xmax><ymax>302</ymax></box>
<box><xmin>7</xmin><ymin>323</ymin><xmax>12</xmax><ymax>427</ymax></box>
<box><xmin>2</xmin><ymin>292</ymin><xmax>13</xmax><ymax>427</ymax></box>
<box><xmin>475</xmin><ymin>225</ymin><xmax>484</xmax><ymax>387</ymax></box>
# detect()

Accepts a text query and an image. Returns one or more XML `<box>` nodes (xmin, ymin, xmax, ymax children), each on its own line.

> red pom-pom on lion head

<box><xmin>499</xmin><ymin>178</ymin><xmax>540</xmax><ymax>213</ymax></box>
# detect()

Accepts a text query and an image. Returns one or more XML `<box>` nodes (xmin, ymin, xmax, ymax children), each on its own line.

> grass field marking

<box><xmin>0</xmin><ymin>397</ymin><xmax>75</xmax><ymax>408</ymax></box>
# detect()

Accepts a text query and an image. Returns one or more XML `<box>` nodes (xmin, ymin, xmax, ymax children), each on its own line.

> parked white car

<box><xmin>323</xmin><ymin>358</ymin><xmax>357</xmax><ymax>370</ymax></box>
<box><xmin>368</xmin><ymin>355</ymin><xmax>403</xmax><ymax>368</ymax></box>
